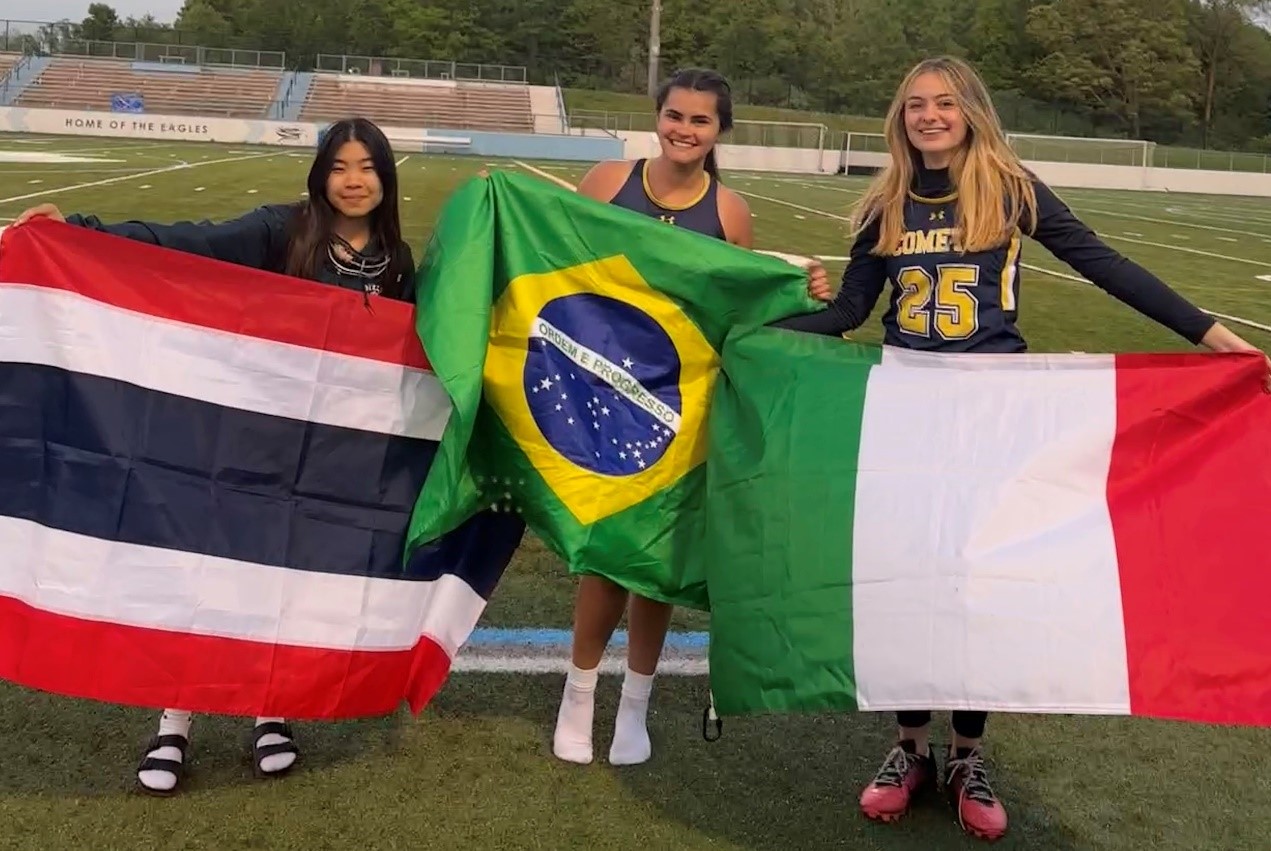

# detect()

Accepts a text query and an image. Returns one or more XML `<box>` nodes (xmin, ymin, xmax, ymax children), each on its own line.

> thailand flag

<box><xmin>0</xmin><ymin>219</ymin><xmax>523</xmax><ymax>719</ymax></box>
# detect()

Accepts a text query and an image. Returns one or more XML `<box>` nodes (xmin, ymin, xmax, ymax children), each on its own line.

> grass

<box><xmin>2</xmin><ymin>134</ymin><xmax>1271</xmax><ymax>850</ymax></box>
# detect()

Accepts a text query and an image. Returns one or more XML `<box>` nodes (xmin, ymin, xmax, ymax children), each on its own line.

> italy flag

<box><xmin>706</xmin><ymin>326</ymin><xmax>1271</xmax><ymax>726</ymax></box>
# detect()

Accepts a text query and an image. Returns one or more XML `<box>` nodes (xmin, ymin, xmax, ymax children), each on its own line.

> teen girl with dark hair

<box><xmin>577</xmin><ymin>67</ymin><xmax>749</xmax><ymax>245</ymax></box>
<box><xmin>15</xmin><ymin>116</ymin><xmax>417</xmax><ymax>795</ymax></box>
<box><xmin>18</xmin><ymin>117</ymin><xmax>414</xmax><ymax>301</ymax></box>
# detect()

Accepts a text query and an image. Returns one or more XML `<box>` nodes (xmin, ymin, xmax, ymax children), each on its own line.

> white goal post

<box><xmin>836</xmin><ymin>132</ymin><xmax>887</xmax><ymax>174</ymax></box>
<box><xmin>729</xmin><ymin>119</ymin><xmax>827</xmax><ymax>154</ymax></box>
<box><xmin>837</xmin><ymin>130</ymin><xmax>1155</xmax><ymax>174</ymax></box>
<box><xmin>1006</xmin><ymin>133</ymin><xmax>1155</xmax><ymax>168</ymax></box>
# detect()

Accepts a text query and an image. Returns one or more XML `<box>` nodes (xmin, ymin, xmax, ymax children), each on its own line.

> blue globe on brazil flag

<box><xmin>524</xmin><ymin>293</ymin><xmax>682</xmax><ymax>476</ymax></box>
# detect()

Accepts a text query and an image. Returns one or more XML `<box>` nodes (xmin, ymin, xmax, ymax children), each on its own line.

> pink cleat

<box><xmin>859</xmin><ymin>741</ymin><xmax>936</xmax><ymax>823</ymax></box>
<box><xmin>945</xmin><ymin>746</ymin><xmax>1009</xmax><ymax>841</ymax></box>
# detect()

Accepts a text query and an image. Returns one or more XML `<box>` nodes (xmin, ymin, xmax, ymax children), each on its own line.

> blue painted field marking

<box><xmin>468</xmin><ymin>627</ymin><xmax>709</xmax><ymax>652</ymax></box>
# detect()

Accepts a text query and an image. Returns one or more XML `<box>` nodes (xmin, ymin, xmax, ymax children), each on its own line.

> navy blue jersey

<box><xmin>66</xmin><ymin>204</ymin><xmax>416</xmax><ymax>302</ymax></box>
<box><xmin>775</xmin><ymin>166</ymin><xmax>1214</xmax><ymax>351</ymax></box>
<box><xmin>877</xmin><ymin>188</ymin><xmax>1024</xmax><ymax>352</ymax></box>
<box><xmin>609</xmin><ymin>158</ymin><xmax>726</xmax><ymax>240</ymax></box>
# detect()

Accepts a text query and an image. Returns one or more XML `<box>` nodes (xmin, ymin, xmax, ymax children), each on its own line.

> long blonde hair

<box><xmin>853</xmin><ymin>56</ymin><xmax>1038</xmax><ymax>256</ymax></box>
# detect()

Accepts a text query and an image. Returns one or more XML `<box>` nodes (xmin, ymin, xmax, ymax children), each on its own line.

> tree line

<box><xmin>12</xmin><ymin>0</ymin><xmax>1271</xmax><ymax>152</ymax></box>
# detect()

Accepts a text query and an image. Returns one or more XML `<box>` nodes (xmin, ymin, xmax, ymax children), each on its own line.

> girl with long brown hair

<box><xmin>778</xmin><ymin>56</ymin><xmax>1269</xmax><ymax>841</ymax></box>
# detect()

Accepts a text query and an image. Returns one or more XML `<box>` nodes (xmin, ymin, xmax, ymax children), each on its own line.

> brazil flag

<box><xmin>405</xmin><ymin>171</ymin><xmax>815</xmax><ymax>610</ymax></box>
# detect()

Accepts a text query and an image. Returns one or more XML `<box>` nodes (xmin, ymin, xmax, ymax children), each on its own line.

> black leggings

<box><xmin>896</xmin><ymin>710</ymin><xmax>987</xmax><ymax>739</ymax></box>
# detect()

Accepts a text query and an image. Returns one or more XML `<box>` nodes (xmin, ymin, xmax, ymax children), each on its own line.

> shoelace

<box><xmin>872</xmin><ymin>745</ymin><xmax>918</xmax><ymax>787</ymax></box>
<box><xmin>947</xmin><ymin>748</ymin><xmax>997</xmax><ymax>805</ymax></box>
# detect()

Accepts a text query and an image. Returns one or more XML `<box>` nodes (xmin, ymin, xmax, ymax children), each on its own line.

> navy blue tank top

<box><xmin>609</xmin><ymin>159</ymin><xmax>726</xmax><ymax>240</ymax></box>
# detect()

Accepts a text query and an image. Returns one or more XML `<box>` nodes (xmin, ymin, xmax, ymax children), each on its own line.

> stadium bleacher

<box><xmin>3</xmin><ymin>45</ymin><xmax>547</xmax><ymax>141</ymax></box>
<box><xmin>299</xmin><ymin>76</ymin><xmax>534</xmax><ymax>132</ymax></box>
<box><xmin>13</xmin><ymin>57</ymin><xmax>281</xmax><ymax>118</ymax></box>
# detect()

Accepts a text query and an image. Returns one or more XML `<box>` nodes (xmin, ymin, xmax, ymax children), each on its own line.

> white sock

<box><xmin>609</xmin><ymin>668</ymin><xmax>654</xmax><ymax>766</ymax></box>
<box><xmin>137</xmin><ymin>709</ymin><xmax>192</xmax><ymax>792</ymax></box>
<box><xmin>254</xmin><ymin>716</ymin><xmax>297</xmax><ymax>774</ymax></box>
<box><xmin>553</xmin><ymin>664</ymin><xmax>598</xmax><ymax>764</ymax></box>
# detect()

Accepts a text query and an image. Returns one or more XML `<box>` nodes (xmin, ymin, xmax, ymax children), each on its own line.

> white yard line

<box><xmin>1022</xmin><ymin>263</ymin><xmax>1271</xmax><ymax>333</ymax></box>
<box><xmin>515</xmin><ymin>159</ymin><xmax>577</xmax><ymax>189</ymax></box>
<box><xmin>757</xmin><ymin>250</ymin><xmax>848</xmax><ymax>264</ymax></box>
<box><xmin>800</xmin><ymin>181</ymin><xmax>864</xmax><ymax>195</ymax></box>
<box><xmin>0</xmin><ymin>151</ymin><xmax>284</xmax><ymax>206</ymax></box>
<box><xmin>1200</xmin><ymin>310</ymin><xmax>1271</xmax><ymax>334</ymax></box>
<box><xmin>1075</xmin><ymin>206</ymin><xmax>1271</xmax><ymax>240</ymax></box>
<box><xmin>744</xmin><ymin>174</ymin><xmax>866</xmax><ymax>196</ymax></box>
<box><xmin>0</xmin><ymin>166</ymin><xmax>164</xmax><ymax>176</ymax></box>
<box><xmin>1101</xmin><ymin>233</ymin><xmax>1270</xmax><ymax>268</ymax></box>
<box><xmin>396</xmin><ymin>155</ymin><xmax>410</xmax><ymax>166</ymax></box>
<box><xmin>735</xmin><ymin>189</ymin><xmax>854</xmax><ymax>221</ymax></box>
<box><xmin>54</xmin><ymin>140</ymin><xmax>187</xmax><ymax>157</ymax></box>
<box><xmin>1081</xmin><ymin>196</ymin><xmax>1271</xmax><ymax>228</ymax></box>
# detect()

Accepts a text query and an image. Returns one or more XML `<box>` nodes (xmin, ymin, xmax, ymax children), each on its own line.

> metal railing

<box><xmin>48</xmin><ymin>40</ymin><xmax>285</xmax><ymax>69</ymax></box>
<box><xmin>0</xmin><ymin>52</ymin><xmax>31</xmax><ymax>99</ymax></box>
<box><xmin>314</xmin><ymin>54</ymin><xmax>526</xmax><ymax>84</ymax></box>
<box><xmin>553</xmin><ymin>70</ymin><xmax>568</xmax><ymax>134</ymax></box>
<box><xmin>1153</xmin><ymin>147</ymin><xmax>1270</xmax><ymax>173</ymax></box>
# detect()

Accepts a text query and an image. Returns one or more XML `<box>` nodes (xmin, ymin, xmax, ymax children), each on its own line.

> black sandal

<box><xmin>251</xmin><ymin>721</ymin><xmax>299</xmax><ymax>780</ymax></box>
<box><xmin>135</xmin><ymin>733</ymin><xmax>189</xmax><ymax>797</ymax></box>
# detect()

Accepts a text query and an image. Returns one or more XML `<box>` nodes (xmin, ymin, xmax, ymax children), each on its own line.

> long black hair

<box><xmin>654</xmin><ymin>68</ymin><xmax>735</xmax><ymax>181</ymax></box>
<box><xmin>284</xmin><ymin>117</ymin><xmax>412</xmax><ymax>298</ymax></box>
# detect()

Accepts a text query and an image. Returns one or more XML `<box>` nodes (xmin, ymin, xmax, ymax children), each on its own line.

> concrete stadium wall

<box><xmin>452</xmin><ymin>129</ymin><xmax>621</xmax><ymax>161</ymax></box>
<box><xmin>0</xmin><ymin>106</ymin><xmax>624</xmax><ymax>162</ymax></box>
<box><xmin>0</xmin><ymin>106</ymin><xmax>319</xmax><ymax>146</ymax></box>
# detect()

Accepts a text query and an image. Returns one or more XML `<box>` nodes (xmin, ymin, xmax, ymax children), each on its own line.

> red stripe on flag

<box><xmin>0</xmin><ymin>218</ymin><xmax>429</xmax><ymax>370</ymax></box>
<box><xmin>1109</xmin><ymin>352</ymin><xmax>1271</xmax><ymax>726</ymax></box>
<box><xmin>0</xmin><ymin>595</ymin><xmax>451</xmax><ymax>719</ymax></box>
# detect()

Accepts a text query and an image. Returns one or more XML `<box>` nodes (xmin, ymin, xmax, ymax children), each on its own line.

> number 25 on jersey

<box><xmin>896</xmin><ymin>264</ymin><xmax>981</xmax><ymax>340</ymax></box>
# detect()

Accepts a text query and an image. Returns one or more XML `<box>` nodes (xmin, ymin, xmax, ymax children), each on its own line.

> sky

<box><xmin>6</xmin><ymin>1</ymin><xmax>1271</xmax><ymax>36</ymax></box>
<box><xmin>6</xmin><ymin>0</ymin><xmax>182</xmax><ymax>26</ymax></box>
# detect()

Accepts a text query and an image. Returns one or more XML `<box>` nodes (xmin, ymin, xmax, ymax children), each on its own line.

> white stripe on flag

<box><xmin>850</xmin><ymin>348</ymin><xmax>1132</xmax><ymax>713</ymax></box>
<box><xmin>0</xmin><ymin>283</ymin><xmax>450</xmax><ymax>440</ymax></box>
<box><xmin>0</xmin><ymin>516</ymin><xmax>485</xmax><ymax>655</ymax></box>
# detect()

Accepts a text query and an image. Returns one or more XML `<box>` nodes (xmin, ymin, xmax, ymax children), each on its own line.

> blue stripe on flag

<box><xmin>0</xmin><ymin>362</ymin><xmax>521</xmax><ymax>587</ymax></box>
<box><xmin>404</xmin><ymin>508</ymin><xmax>525</xmax><ymax>599</ymax></box>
